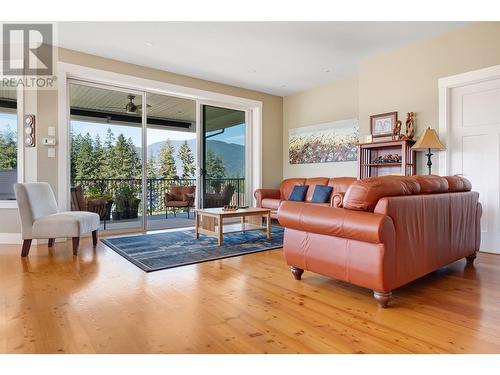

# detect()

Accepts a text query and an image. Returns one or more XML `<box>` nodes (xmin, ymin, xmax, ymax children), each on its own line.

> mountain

<box><xmin>146</xmin><ymin>138</ymin><xmax>245</xmax><ymax>178</ymax></box>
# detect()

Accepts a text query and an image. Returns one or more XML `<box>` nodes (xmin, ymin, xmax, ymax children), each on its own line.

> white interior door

<box><xmin>449</xmin><ymin>78</ymin><xmax>500</xmax><ymax>253</ymax></box>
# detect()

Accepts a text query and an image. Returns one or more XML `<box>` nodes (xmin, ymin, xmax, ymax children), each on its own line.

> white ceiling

<box><xmin>56</xmin><ymin>22</ymin><xmax>470</xmax><ymax>96</ymax></box>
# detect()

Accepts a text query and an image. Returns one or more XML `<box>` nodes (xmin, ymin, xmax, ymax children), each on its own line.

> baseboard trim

<box><xmin>0</xmin><ymin>232</ymin><xmax>22</xmax><ymax>244</ymax></box>
<box><xmin>0</xmin><ymin>234</ymin><xmax>68</xmax><ymax>245</ymax></box>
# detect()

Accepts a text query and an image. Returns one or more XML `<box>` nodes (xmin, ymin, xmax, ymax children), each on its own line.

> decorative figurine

<box><xmin>372</xmin><ymin>154</ymin><xmax>402</xmax><ymax>164</ymax></box>
<box><xmin>401</xmin><ymin>112</ymin><xmax>415</xmax><ymax>140</ymax></box>
<box><xmin>392</xmin><ymin>120</ymin><xmax>402</xmax><ymax>140</ymax></box>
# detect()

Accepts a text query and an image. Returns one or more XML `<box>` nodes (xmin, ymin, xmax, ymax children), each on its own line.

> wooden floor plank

<box><xmin>0</xmin><ymin>237</ymin><xmax>499</xmax><ymax>353</ymax></box>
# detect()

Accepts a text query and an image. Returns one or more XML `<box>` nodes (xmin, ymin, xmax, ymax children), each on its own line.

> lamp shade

<box><xmin>412</xmin><ymin>127</ymin><xmax>446</xmax><ymax>151</ymax></box>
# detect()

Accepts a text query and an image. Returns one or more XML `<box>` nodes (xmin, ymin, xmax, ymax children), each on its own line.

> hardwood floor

<box><xmin>1</xmin><ymin>236</ymin><xmax>499</xmax><ymax>354</ymax></box>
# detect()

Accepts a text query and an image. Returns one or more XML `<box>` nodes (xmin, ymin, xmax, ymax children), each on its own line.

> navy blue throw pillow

<box><xmin>289</xmin><ymin>185</ymin><xmax>309</xmax><ymax>201</ymax></box>
<box><xmin>311</xmin><ymin>185</ymin><xmax>333</xmax><ymax>203</ymax></box>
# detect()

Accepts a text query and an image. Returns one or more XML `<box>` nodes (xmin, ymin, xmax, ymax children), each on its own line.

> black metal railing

<box><xmin>71</xmin><ymin>177</ymin><xmax>246</xmax><ymax>216</ymax></box>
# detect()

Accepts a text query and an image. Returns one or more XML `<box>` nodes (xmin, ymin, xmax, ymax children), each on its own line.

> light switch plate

<box><xmin>48</xmin><ymin>148</ymin><xmax>55</xmax><ymax>158</ymax></box>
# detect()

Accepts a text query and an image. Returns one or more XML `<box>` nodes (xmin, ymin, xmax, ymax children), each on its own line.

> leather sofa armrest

<box><xmin>254</xmin><ymin>188</ymin><xmax>280</xmax><ymax>207</ymax></box>
<box><xmin>278</xmin><ymin>201</ymin><xmax>394</xmax><ymax>244</ymax></box>
<box><xmin>330</xmin><ymin>192</ymin><xmax>345</xmax><ymax>208</ymax></box>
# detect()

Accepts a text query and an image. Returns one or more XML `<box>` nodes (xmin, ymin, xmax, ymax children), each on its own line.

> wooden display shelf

<box><xmin>357</xmin><ymin>139</ymin><xmax>416</xmax><ymax>178</ymax></box>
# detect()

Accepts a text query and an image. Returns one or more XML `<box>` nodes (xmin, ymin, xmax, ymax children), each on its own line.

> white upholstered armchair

<box><xmin>14</xmin><ymin>182</ymin><xmax>100</xmax><ymax>257</ymax></box>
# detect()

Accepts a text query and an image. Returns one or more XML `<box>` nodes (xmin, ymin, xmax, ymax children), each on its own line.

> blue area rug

<box><xmin>102</xmin><ymin>226</ymin><xmax>284</xmax><ymax>272</ymax></box>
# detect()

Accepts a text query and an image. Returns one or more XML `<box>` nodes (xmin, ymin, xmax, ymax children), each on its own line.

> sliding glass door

<box><xmin>145</xmin><ymin>92</ymin><xmax>197</xmax><ymax>230</ymax></box>
<box><xmin>68</xmin><ymin>81</ymin><xmax>252</xmax><ymax>232</ymax></box>
<box><xmin>201</xmin><ymin>105</ymin><xmax>246</xmax><ymax>209</ymax></box>
<box><xmin>69</xmin><ymin>82</ymin><xmax>144</xmax><ymax>231</ymax></box>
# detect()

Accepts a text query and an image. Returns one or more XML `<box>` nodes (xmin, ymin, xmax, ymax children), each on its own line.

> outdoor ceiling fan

<box><xmin>96</xmin><ymin>95</ymin><xmax>151</xmax><ymax>114</ymax></box>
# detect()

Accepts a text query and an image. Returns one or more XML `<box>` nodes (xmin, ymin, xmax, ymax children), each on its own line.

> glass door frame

<box><xmin>196</xmin><ymin>100</ymin><xmax>253</xmax><ymax>210</ymax></box>
<box><xmin>67</xmin><ymin>78</ymin><xmax>148</xmax><ymax>232</ymax></box>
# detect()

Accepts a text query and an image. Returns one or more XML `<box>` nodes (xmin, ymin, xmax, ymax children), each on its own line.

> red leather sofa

<box><xmin>278</xmin><ymin>175</ymin><xmax>482</xmax><ymax>308</ymax></box>
<box><xmin>254</xmin><ymin>177</ymin><xmax>356</xmax><ymax>219</ymax></box>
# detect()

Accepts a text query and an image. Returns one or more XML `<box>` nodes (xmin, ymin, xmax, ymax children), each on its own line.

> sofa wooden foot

<box><xmin>92</xmin><ymin>230</ymin><xmax>98</xmax><ymax>247</ymax></box>
<box><xmin>373</xmin><ymin>291</ymin><xmax>392</xmax><ymax>308</ymax></box>
<box><xmin>72</xmin><ymin>237</ymin><xmax>80</xmax><ymax>256</ymax></box>
<box><xmin>466</xmin><ymin>253</ymin><xmax>477</xmax><ymax>266</ymax></box>
<box><xmin>291</xmin><ymin>266</ymin><xmax>304</xmax><ymax>280</ymax></box>
<box><xmin>21</xmin><ymin>239</ymin><xmax>32</xmax><ymax>257</ymax></box>
<box><xmin>48</xmin><ymin>238</ymin><xmax>55</xmax><ymax>247</ymax></box>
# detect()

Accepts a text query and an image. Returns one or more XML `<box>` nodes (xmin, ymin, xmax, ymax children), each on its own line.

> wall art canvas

<box><xmin>288</xmin><ymin>119</ymin><xmax>359</xmax><ymax>164</ymax></box>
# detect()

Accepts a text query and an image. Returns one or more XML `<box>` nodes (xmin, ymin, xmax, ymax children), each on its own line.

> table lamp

<box><xmin>412</xmin><ymin>127</ymin><xmax>446</xmax><ymax>175</ymax></box>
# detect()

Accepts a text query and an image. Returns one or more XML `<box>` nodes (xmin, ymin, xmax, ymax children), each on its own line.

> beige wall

<box><xmin>283</xmin><ymin>76</ymin><xmax>358</xmax><ymax>178</ymax></box>
<box><xmin>283</xmin><ymin>22</ymin><xmax>500</xmax><ymax>177</ymax></box>
<box><xmin>358</xmin><ymin>22</ymin><xmax>500</xmax><ymax>173</ymax></box>
<box><xmin>1</xmin><ymin>47</ymin><xmax>283</xmax><ymax>237</ymax></box>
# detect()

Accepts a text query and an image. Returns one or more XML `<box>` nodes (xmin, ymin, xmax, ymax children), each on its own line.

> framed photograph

<box><xmin>370</xmin><ymin>112</ymin><xmax>398</xmax><ymax>138</ymax></box>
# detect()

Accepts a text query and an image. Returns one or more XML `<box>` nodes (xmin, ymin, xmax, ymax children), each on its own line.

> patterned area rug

<box><xmin>102</xmin><ymin>226</ymin><xmax>284</xmax><ymax>272</ymax></box>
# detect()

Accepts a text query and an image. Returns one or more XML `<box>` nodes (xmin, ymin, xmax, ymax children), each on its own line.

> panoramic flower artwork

<box><xmin>288</xmin><ymin>120</ymin><xmax>359</xmax><ymax>164</ymax></box>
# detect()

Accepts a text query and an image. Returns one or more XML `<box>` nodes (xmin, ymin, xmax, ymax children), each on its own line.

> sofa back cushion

<box><xmin>289</xmin><ymin>185</ymin><xmax>309</xmax><ymax>201</ymax></box>
<box><xmin>343</xmin><ymin>176</ymin><xmax>421</xmax><ymax>212</ymax></box>
<box><xmin>280</xmin><ymin>178</ymin><xmax>306</xmax><ymax>200</ymax></box>
<box><xmin>445</xmin><ymin>175</ymin><xmax>472</xmax><ymax>192</ymax></box>
<box><xmin>411</xmin><ymin>175</ymin><xmax>448</xmax><ymax>194</ymax></box>
<box><xmin>304</xmin><ymin>177</ymin><xmax>330</xmax><ymax>202</ymax></box>
<box><xmin>328</xmin><ymin>177</ymin><xmax>357</xmax><ymax>193</ymax></box>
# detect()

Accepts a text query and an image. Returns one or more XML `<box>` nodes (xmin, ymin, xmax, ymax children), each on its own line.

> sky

<box><xmin>0</xmin><ymin>113</ymin><xmax>17</xmax><ymax>137</ymax></box>
<box><xmin>71</xmin><ymin>120</ymin><xmax>245</xmax><ymax>146</ymax></box>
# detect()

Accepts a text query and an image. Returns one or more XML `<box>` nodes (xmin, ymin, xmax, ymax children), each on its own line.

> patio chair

<box><xmin>71</xmin><ymin>186</ymin><xmax>112</xmax><ymax>229</ymax></box>
<box><xmin>204</xmin><ymin>184</ymin><xmax>235</xmax><ymax>208</ymax></box>
<box><xmin>164</xmin><ymin>185</ymin><xmax>196</xmax><ymax>218</ymax></box>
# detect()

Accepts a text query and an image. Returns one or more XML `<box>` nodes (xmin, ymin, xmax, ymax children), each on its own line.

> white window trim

<box><xmin>438</xmin><ymin>64</ymin><xmax>500</xmax><ymax>176</ymax></box>
<box><xmin>57</xmin><ymin>62</ymin><xmax>263</xmax><ymax>212</ymax></box>
<box><xmin>0</xmin><ymin>84</ymin><xmax>24</xmax><ymax>209</ymax></box>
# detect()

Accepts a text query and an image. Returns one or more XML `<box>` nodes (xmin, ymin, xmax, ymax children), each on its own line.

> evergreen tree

<box><xmin>110</xmin><ymin>134</ymin><xmax>139</xmax><ymax>179</ymax></box>
<box><xmin>146</xmin><ymin>154</ymin><xmax>157</xmax><ymax>178</ymax></box>
<box><xmin>75</xmin><ymin>133</ymin><xmax>96</xmax><ymax>179</ymax></box>
<box><xmin>178</xmin><ymin>140</ymin><xmax>195</xmax><ymax>179</ymax></box>
<box><xmin>70</xmin><ymin>130</ymin><xmax>83</xmax><ymax>179</ymax></box>
<box><xmin>93</xmin><ymin>134</ymin><xmax>104</xmax><ymax>178</ymax></box>
<box><xmin>0</xmin><ymin>128</ymin><xmax>17</xmax><ymax>170</ymax></box>
<box><xmin>157</xmin><ymin>139</ymin><xmax>177</xmax><ymax>179</ymax></box>
<box><xmin>102</xmin><ymin>128</ymin><xmax>115</xmax><ymax>178</ymax></box>
<box><xmin>206</xmin><ymin>149</ymin><xmax>226</xmax><ymax>179</ymax></box>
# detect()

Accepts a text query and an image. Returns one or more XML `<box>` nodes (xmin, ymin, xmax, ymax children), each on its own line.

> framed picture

<box><xmin>370</xmin><ymin>112</ymin><xmax>398</xmax><ymax>138</ymax></box>
<box><xmin>288</xmin><ymin>119</ymin><xmax>359</xmax><ymax>164</ymax></box>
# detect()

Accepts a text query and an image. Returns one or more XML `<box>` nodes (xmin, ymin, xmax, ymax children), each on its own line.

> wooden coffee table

<box><xmin>195</xmin><ymin>207</ymin><xmax>272</xmax><ymax>246</ymax></box>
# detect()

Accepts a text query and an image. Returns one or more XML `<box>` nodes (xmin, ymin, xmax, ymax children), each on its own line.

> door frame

<box><xmin>197</xmin><ymin>100</ymin><xmax>253</xmax><ymax>209</ymax></box>
<box><xmin>57</xmin><ymin>62</ymin><xmax>263</xmax><ymax>231</ymax></box>
<box><xmin>438</xmin><ymin>64</ymin><xmax>500</xmax><ymax>175</ymax></box>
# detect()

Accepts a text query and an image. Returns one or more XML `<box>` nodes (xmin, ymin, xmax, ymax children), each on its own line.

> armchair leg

<box><xmin>291</xmin><ymin>266</ymin><xmax>304</xmax><ymax>280</ymax></box>
<box><xmin>373</xmin><ymin>291</ymin><xmax>392</xmax><ymax>308</ymax></box>
<box><xmin>72</xmin><ymin>237</ymin><xmax>80</xmax><ymax>256</ymax></box>
<box><xmin>48</xmin><ymin>238</ymin><xmax>55</xmax><ymax>247</ymax></box>
<box><xmin>466</xmin><ymin>252</ymin><xmax>477</xmax><ymax>266</ymax></box>
<box><xmin>92</xmin><ymin>230</ymin><xmax>98</xmax><ymax>247</ymax></box>
<box><xmin>21</xmin><ymin>239</ymin><xmax>32</xmax><ymax>257</ymax></box>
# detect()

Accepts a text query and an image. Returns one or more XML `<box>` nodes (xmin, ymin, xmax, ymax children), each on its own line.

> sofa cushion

<box><xmin>289</xmin><ymin>185</ymin><xmax>309</xmax><ymax>201</ymax></box>
<box><xmin>280</xmin><ymin>178</ymin><xmax>306</xmax><ymax>200</ymax></box>
<box><xmin>411</xmin><ymin>175</ymin><xmax>449</xmax><ymax>194</ymax></box>
<box><xmin>343</xmin><ymin>176</ymin><xmax>421</xmax><ymax>212</ymax></box>
<box><xmin>310</xmin><ymin>185</ymin><xmax>333</xmax><ymax>203</ymax></box>
<box><xmin>445</xmin><ymin>175</ymin><xmax>472</xmax><ymax>192</ymax></box>
<box><xmin>261</xmin><ymin>198</ymin><xmax>281</xmax><ymax>210</ymax></box>
<box><xmin>328</xmin><ymin>177</ymin><xmax>357</xmax><ymax>193</ymax></box>
<box><xmin>304</xmin><ymin>177</ymin><xmax>330</xmax><ymax>201</ymax></box>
